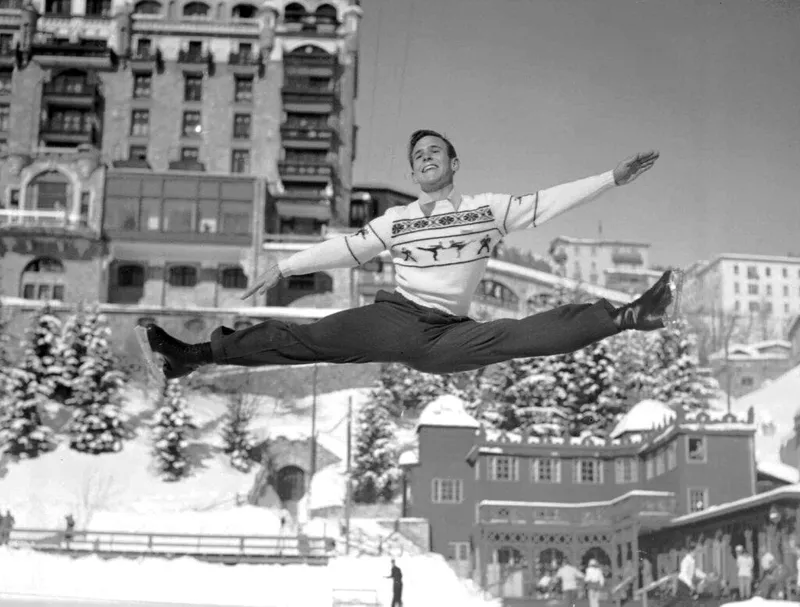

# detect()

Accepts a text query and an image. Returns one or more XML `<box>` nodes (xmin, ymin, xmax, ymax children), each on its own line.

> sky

<box><xmin>352</xmin><ymin>0</ymin><xmax>800</xmax><ymax>268</ymax></box>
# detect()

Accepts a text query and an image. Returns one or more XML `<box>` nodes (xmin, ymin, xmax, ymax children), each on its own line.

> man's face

<box><xmin>410</xmin><ymin>135</ymin><xmax>459</xmax><ymax>191</ymax></box>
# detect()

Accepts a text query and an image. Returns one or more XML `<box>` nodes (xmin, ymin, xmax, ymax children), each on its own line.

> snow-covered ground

<box><xmin>0</xmin><ymin>548</ymin><xmax>499</xmax><ymax>607</ymax></box>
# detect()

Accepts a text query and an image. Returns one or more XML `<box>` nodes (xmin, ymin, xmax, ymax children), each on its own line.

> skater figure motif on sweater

<box><xmin>353</xmin><ymin>227</ymin><xmax>369</xmax><ymax>239</ymax></box>
<box><xmin>477</xmin><ymin>235</ymin><xmax>493</xmax><ymax>255</ymax></box>
<box><xmin>446</xmin><ymin>239</ymin><xmax>469</xmax><ymax>258</ymax></box>
<box><xmin>417</xmin><ymin>242</ymin><xmax>446</xmax><ymax>262</ymax></box>
<box><xmin>399</xmin><ymin>247</ymin><xmax>417</xmax><ymax>263</ymax></box>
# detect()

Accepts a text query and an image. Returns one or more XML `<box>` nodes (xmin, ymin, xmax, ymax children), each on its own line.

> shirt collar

<box><xmin>418</xmin><ymin>188</ymin><xmax>463</xmax><ymax>209</ymax></box>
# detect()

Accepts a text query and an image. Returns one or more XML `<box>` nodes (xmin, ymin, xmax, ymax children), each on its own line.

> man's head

<box><xmin>736</xmin><ymin>545</ymin><xmax>744</xmax><ymax>555</ymax></box>
<box><xmin>407</xmin><ymin>129</ymin><xmax>459</xmax><ymax>193</ymax></box>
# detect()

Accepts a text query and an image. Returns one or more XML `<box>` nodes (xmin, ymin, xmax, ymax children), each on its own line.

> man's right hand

<box><xmin>241</xmin><ymin>263</ymin><xmax>283</xmax><ymax>301</ymax></box>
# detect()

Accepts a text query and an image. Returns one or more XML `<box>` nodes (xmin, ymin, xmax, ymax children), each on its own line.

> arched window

<box><xmin>476</xmin><ymin>279</ymin><xmax>519</xmax><ymax>309</ymax></box>
<box><xmin>27</xmin><ymin>171</ymin><xmax>71</xmax><ymax>217</ymax></box>
<box><xmin>20</xmin><ymin>257</ymin><xmax>66</xmax><ymax>301</ymax></box>
<box><xmin>231</xmin><ymin>2</ymin><xmax>255</xmax><ymax>18</ymax></box>
<box><xmin>85</xmin><ymin>0</ymin><xmax>111</xmax><ymax>16</ymax></box>
<box><xmin>134</xmin><ymin>0</ymin><xmax>161</xmax><ymax>13</ymax></box>
<box><xmin>219</xmin><ymin>267</ymin><xmax>247</xmax><ymax>290</ymax></box>
<box><xmin>168</xmin><ymin>265</ymin><xmax>197</xmax><ymax>287</ymax></box>
<box><xmin>283</xmin><ymin>2</ymin><xmax>305</xmax><ymax>25</ymax></box>
<box><xmin>315</xmin><ymin>3</ymin><xmax>338</xmax><ymax>25</ymax></box>
<box><xmin>182</xmin><ymin>1</ymin><xmax>209</xmax><ymax>16</ymax></box>
<box><xmin>44</xmin><ymin>0</ymin><xmax>71</xmax><ymax>15</ymax></box>
<box><xmin>117</xmin><ymin>264</ymin><xmax>145</xmax><ymax>287</ymax></box>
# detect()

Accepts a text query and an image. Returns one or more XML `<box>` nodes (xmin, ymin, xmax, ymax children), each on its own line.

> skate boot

<box><xmin>612</xmin><ymin>270</ymin><xmax>680</xmax><ymax>332</ymax></box>
<box><xmin>134</xmin><ymin>324</ymin><xmax>211</xmax><ymax>381</ymax></box>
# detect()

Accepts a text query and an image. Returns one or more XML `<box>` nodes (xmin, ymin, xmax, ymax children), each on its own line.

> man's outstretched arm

<box><xmin>492</xmin><ymin>151</ymin><xmax>659</xmax><ymax>234</ymax></box>
<box><xmin>241</xmin><ymin>206</ymin><xmax>398</xmax><ymax>300</ymax></box>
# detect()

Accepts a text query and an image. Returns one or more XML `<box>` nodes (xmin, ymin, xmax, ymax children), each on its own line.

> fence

<box><xmin>9</xmin><ymin>527</ymin><xmax>336</xmax><ymax>565</ymax></box>
<box><xmin>331</xmin><ymin>588</ymin><xmax>381</xmax><ymax>607</ymax></box>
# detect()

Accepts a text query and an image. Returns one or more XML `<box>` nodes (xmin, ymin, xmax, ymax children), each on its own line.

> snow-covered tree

<box><xmin>565</xmin><ymin>340</ymin><xmax>625</xmax><ymax>437</ymax></box>
<box><xmin>647</xmin><ymin>321</ymin><xmax>721</xmax><ymax>410</ymax></box>
<box><xmin>57</xmin><ymin>305</ymin><xmax>95</xmax><ymax>404</ymax></box>
<box><xmin>220</xmin><ymin>392</ymin><xmax>257</xmax><ymax>472</ymax></box>
<box><xmin>607</xmin><ymin>331</ymin><xmax>654</xmax><ymax>406</ymax></box>
<box><xmin>22</xmin><ymin>306</ymin><xmax>64</xmax><ymax>400</ymax></box>
<box><xmin>375</xmin><ymin>363</ymin><xmax>447</xmax><ymax>416</ymax></box>
<box><xmin>66</xmin><ymin>310</ymin><xmax>131</xmax><ymax>454</ymax></box>
<box><xmin>0</xmin><ymin>367</ymin><xmax>56</xmax><ymax>457</ymax></box>
<box><xmin>151</xmin><ymin>379</ymin><xmax>196</xmax><ymax>481</ymax></box>
<box><xmin>351</xmin><ymin>398</ymin><xmax>401</xmax><ymax>504</ymax></box>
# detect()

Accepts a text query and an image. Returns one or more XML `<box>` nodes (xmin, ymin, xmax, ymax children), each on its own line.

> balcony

<box><xmin>39</xmin><ymin>121</ymin><xmax>97</xmax><ymax>146</ymax></box>
<box><xmin>228</xmin><ymin>50</ymin><xmax>261</xmax><ymax>67</ymax></box>
<box><xmin>42</xmin><ymin>80</ymin><xmax>100</xmax><ymax>108</ymax></box>
<box><xmin>280</xmin><ymin>125</ymin><xmax>335</xmax><ymax>150</ymax></box>
<box><xmin>130</xmin><ymin>47</ymin><xmax>163</xmax><ymax>71</ymax></box>
<box><xmin>0</xmin><ymin>41</ymin><xmax>15</xmax><ymax>68</ymax></box>
<box><xmin>283</xmin><ymin>52</ymin><xmax>338</xmax><ymax>72</ymax></box>
<box><xmin>273</xmin><ymin>198</ymin><xmax>332</xmax><ymax>223</ymax></box>
<box><xmin>612</xmin><ymin>250</ymin><xmax>644</xmax><ymax>266</ymax></box>
<box><xmin>178</xmin><ymin>49</ymin><xmax>212</xmax><ymax>65</ymax></box>
<box><xmin>31</xmin><ymin>40</ymin><xmax>117</xmax><ymax>70</ymax></box>
<box><xmin>278</xmin><ymin>160</ymin><xmax>332</xmax><ymax>183</ymax></box>
<box><xmin>0</xmin><ymin>209</ymin><xmax>94</xmax><ymax>236</ymax></box>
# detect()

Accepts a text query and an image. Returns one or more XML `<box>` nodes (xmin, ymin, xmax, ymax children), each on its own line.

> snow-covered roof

<box><xmin>481</xmin><ymin>428</ymin><xmax>629</xmax><ymax>447</ymax></box>
<box><xmin>604</xmin><ymin>268</ymin><xmax>664</xmax><ymax>277</ymax></box>
<box><xmin>670</xmin><ymin>484</ymin><xmax>800</xmax><ymax>526</ymax></box>
<box><xmin>550</xmin><ymin>235</ymin><xmax>651</xmax><ymax>248</ymax></box>
<box><xmin>709</xmin><ymin>340</ymin><xmax>791</xmax><ymax>362</ymax></box>
<box><xmin>398</xmin><ymin>451</ymin><xmax>419</xmax><ymax>466</ymax></box>
<box><xmin>416</xmin><ymin>395</ymin><xmax>480</xmax><ymax>430</ymax></box>
<box><xmin>610</xmin><ymin>399</ymin><xmax>676</xmax><ymax>439</ymax></box>
<box><xmin>757</xmin><ymin>460</ymin><xmax>800</xmax><ymax>484</ymax></box>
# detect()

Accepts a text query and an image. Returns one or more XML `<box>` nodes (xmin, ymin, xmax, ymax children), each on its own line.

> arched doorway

<box><xmin>276</xmin><ymin>465</ymin><xmax>305</xmax><ymax>503</ymax></box>
<box><xmin>488</xmin><ymin>547</ymin><xmax>530</xmax><ymax>599</ymax></box>
<box><xmin>20</xmin><ymin>256</ymin><xmax>66</xmax><ymax>300</ymax></box>
<box><xmin>581</xmin><ymin>546</ymin><xmax>613</xmax><ymax>579</ymax></box>
<box><xmin>535</xmin><ymin>547</ymin><xmax>567</xmax><ymax>597</ymax></box>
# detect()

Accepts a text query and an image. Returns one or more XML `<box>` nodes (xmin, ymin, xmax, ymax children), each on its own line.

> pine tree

<box><xmin>151</xmin><ymin>379</ymin><xmax>196</xmax><ymax>481</ymax></box>
<box><xmin>647</xmin><ymin>321</ymin><xmax>721</xmax><ymax>411</ymax></box>
<box><xmin>0</xmin><ymin>367</ymin><xmax>56</xmax><ymax>457</ymax></box>
<box><xmin>220</xmin><ymin>392</ymin><xmax>257</xmax><ymax>472</ymax></box>
<box><xmin>57</xmin><ymin>304</ymin><xmax>95</xmax><ymax>404</ymax></box>
<box><xmin>22</xmin><ymin>306</ymin><xmax>64</xmax><ymax>400</ymax></box>
<box><xmin>66</xmin><ymin>310</ymin><xmax>131</xmax><ymax>454</ymax></box>
<box><xmin>565</xmin><ymin>340</ymin><xmax>625</xmax><ymax>437</ymax></box>
<box><xmin>608</xmin><ymin>330</ymin><xmax>654</xmax><ymax>406</ymax></box>
<box><xmin>376</xmin><ymin>363</ymin><xmax>447</xmax><ymax>416</ymax></box>
<box><xmin>351</xmin><ymin>399</ymin><xmax>401</xmax><ymax>504</ymax></box>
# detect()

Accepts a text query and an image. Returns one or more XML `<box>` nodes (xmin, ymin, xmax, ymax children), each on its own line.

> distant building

<box><xmin>708</xmin><ymin>340</ymin><xmax>793</xmax><ymax>399</ymax></box>
<box><xmin>548</xmin><ymin>236</ymin><xmax>661</xmax><ymax>295</ymax></box>
<box><xmin>788</xmin><ymin>315</ymin><xmax>800</xmax><ymax>367</ymax></box>
<box><xmin>400</xmin><ymin>395</ymin><xmax>799</xmax><ymax>602</ymax></box>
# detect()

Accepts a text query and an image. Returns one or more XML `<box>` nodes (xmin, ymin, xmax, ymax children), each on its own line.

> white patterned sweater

<box><xmin>279</xmin><ymin>171</ymin><xmax>617</xmax><ymax>316</ymax></box>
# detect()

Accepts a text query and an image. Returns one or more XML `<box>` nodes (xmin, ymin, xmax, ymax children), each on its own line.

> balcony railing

<box><xmin>178</xmin><ymin>49</ymin><xmax>210</xmax><ymax>64</ymax></box>
<box><xmin>280</xmin><ymin>126</ymin><xmax>335</xmax><ymax>149</ymax></box>
<box><xmin>0</xmin><ymin>209</ymin><xmax>87</xmax><ymax>231</ymax></box>
<box><xmin>32</xmin><ymin>41</ymin><xmax>116</xmax><ymax>69</ymax></box>
<box><xmin>228</xmin><ymin>51</ymin><xmax>261</xmax><ymax>66</ymax></box>
<box><xmin>283</xmin><ymin>53</ymin><xmax>338</xmax><ymax>69</ymax></box>
<box><xmin>278</xmin><ymin>161</ymin><xmax>332</xmax><ymax>180</ymax></box>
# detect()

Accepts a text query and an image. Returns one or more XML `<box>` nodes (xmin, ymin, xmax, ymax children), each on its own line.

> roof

<box><xmin>708</xmin><ymin>340</ymin><xmax>792</xmax><ymax>362</ymax></box>
<box><xmin>693</xmin><ymin>253</ymin><xmax>800</xmax><ymax>277</ymax></box>
<box><xmin>789</xmin><ymin>315</ymin><xmax>800</xmax><ymax>341</ymax></box>
<box><xmin>669</xmin><ymin>484</ymin><xmax>800</xmax><ymax>527</ymax></box>
<box><xmin>416</xmin><ymin>395</ymin><xmax>480</xmax><ymax>430</ymax></box>
<box><xmin>550</xmin><ymin>235</ymin><xmax>652</xmax><ymax>248</ymax></box>
<box><xmin>757</xmin><ymin>460</ymin><xmax>800</xmax><ymax>484</ymax></box>
<box><xmin>610</xmin><ymin>399</ymin><xmax>676</xmax><ymax>439</ymax></box>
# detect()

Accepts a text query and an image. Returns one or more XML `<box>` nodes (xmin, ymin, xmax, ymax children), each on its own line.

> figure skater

<box><xmin>137</xmin><ymin>129</ymin><xmax>672</xmax><ymax>380</ymax></box>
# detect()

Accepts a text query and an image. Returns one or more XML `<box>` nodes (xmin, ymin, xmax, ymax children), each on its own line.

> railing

<box><xmin>0</xmin><ymin>209</ymin><xmax>72</xmax><ymax>228</ymax></box>
<box><xmin>9</xmin><ymin>527</ymin><xmax>336</xmax><ymax>563</ymax></box>
<box><xmin>278</xmin><ymin>161</ymin><xmax>333</xmax><ymax>178</ymax></box>
<box><xmin>177</xmin><ymin>49</ymin><xmax>209</xmax><ymax>64</ymax></box>
<box><xmin>633</xmin><ymin>574</ymin><xmax>677</xmax><ymax>607</ymax></box>
<box><xmin>281</xmin><ymin>126</ymin><xmax>334</xmax><ymax>142</ymax></box>
<box><xmin>228</xmin><ymin>51</ymin><xmax>260</xmax><ymax>66</ymax></box>
<box><xmin>42</xmin><ymin>81</ymin><xmax>99</xmax><ymax>96</ymax></box>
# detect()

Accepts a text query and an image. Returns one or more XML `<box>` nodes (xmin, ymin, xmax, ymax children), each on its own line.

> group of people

<box><xmin>0</xmin><ymin>509</ymin><xmax>15</xmax><ymax>545</ymax></box>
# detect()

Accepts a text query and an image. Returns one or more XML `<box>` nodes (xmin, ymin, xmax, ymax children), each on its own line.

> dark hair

<box><xmin>407</xmin><ymin>129</ymin><xmax>457</xmax><ymax>167</ymax></box>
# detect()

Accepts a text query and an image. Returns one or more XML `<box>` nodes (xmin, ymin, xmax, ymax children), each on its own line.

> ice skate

<box><xmin>134</xmin><ymin>324</ymin><xmax>207</xmax><ymax>381</ymax></box>
<box><xmin>612</xmin><ymin>270</ymin><xmax>679</xmax><ymax>332</ymax></box>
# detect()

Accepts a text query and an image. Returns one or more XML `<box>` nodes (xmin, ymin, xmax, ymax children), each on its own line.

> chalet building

<box><xmin>400</xmin><ymin>395</ymin><xmax>800</xmax><ymax>605</ymax></box>
<box><xmin>708</xmin><ymin>340</ymin><xmax>793</xmax><ymax>399</ymax></box>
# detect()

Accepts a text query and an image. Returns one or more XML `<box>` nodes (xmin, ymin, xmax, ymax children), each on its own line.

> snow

<box><xmin>610</xmin><ymin>399</ymin><xmax>675</xmax><ymax>439</ymax></box>
<box><xmin>416</xmin><ymin>395</ymin><xmax>480</xmax><ymax>430</ymax></box>
<box><xmin>721</xmin><ymin>600</ymin><xmax>800</xmax><ymax>607</ymax></box>
<box><xmin>670</xmin><ymin>484</ymin><xmax>800</xmax><ymax>525</ymax></box>
<box><xmin>0</xmin><ymin>549</ymin><xmax>498</xmax><ymax>607</ymax></box>
<box><xmin>757</xmin><ymin>460</ymin><xmax>800</xmax><ymax>484</ymax></box>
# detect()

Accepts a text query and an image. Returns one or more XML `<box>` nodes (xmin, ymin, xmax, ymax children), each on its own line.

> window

<box><xmin>182</xmin><ymin>111</ymin><xmax>202</xmax><ymax>137</ymax></box>
<box><xmin>746</xmin><ymin>266</ymin><xmax>758</xmax><ymax>279</ymax></box>
<box><xmin>431</xmin><ymin>478</ymin><xmax>463</xmax><ymax>504</ymax></box>
<box><xmin>741</xmin><ymin>376</ymin><xmax>754</xmax><ymax>388</ymax></box>
<box><xmin>288</xmin><ymin>275</ymin><xmax>315</xmax><ymax>290</ymax></box>
<box><xmin>688</xmin><ymin>488</ymin><xmax>708</xmax><ymax>513</ymax></box>
<box><xmin>655</xmin><ymin>450</ymin><xmax>665</xmax><ymax>476</ymax></box>
<box><xmin>574</xmin><ymin>459</ymin><xmax>603</xmax><ymax>484</ymax></box>
<box><xmin>532</xmin><ymin>458</ymin><xmax>561</xmax><ymax>483</ymax></box>
<box><xmin>489</xmin><ymin>456</ymin><xmax>519</xmax><ymax>482</ymax></box>
<box><xmin>615</xmin><ymin>457</ymin><xmax>638</xmax><ymax>484</ymax></box>
<box><xmin>0</xmin><ymin>70</ymin><xmax>11</xmax><ymax>95</ymax></box>
<box><xmin>20</xmin><ymin>257</ymin><xmax>66</xmax><ymax>301</ymax></box>
<box><xmin>184</xmin><ymin>74</ymin><xmax>203</xmax><ymax>102</ymax></box>
<box><xmin>181</xmin><ymin>147</ymin><xmax>199</xmax><ymax>162</ymax></box>
<box><xmin>645</xmin><ymin>456</ymin><xmax>654</xmax><ymax>480</ymax></box>
<box><xmin>234</xmin><ymin>75</ymin><xmax>253</xmax><ymax>103</ymax></box>
<box><xmin>765</xmin><ymin>267</ymin><xmax>771</xmax><ymax>277</ymax></box>
<box><xmin>748</xmin><ymin>284</ymin><xmax>758</xmax><ymax>295</ymax></box>
<box><xmin>447</xmin><ymin>542</ymin><xmax>470</xmax><ymax>562</ymax></box>
<box><xmin>85</xmin><ymin>0</ymin><xmax>111</xmax><ymax>16</ymax></box>
<box><xmin>129</xmin><ymin>145</ymin><xmax>147</xmax><ymax>160</ymax></box>
<box><xmin>783</xmin><ymin>268</ymin><xmax>788</xmax><ymax>278</ymax></box>
<box><xmin>0</xmin><ymin>104</ymin><xmax>8</xmax><ymax>131</ymax></box>
<box><xmin>130</xmin><ymin>109</ymin><xmax>149</xmax><ymax>136</ymax></box>
<box><xmin>749</xmin><ymin>301</ymin><xmax>759</xmax><ymax>312</ymax></box>
<box><xmin>734</xmin><ymin>283</ymin><xmax>740</xmax><ymax>294</ymax></box>
<box><xmin>163</xmin><ymin>200</ymin><xmax>195</xmax><ymax>232</ymax></box>
<box><xmin>231</xmin><ymin>149</ymin><xmax>250</xmax><ymax>174</ymax></box>
<box><xmin>220</xmin><ymin>201</ymin><xmax>251</xmax><ymax>234</ymax></box>
<box><xmin>136</xmin><ymin>37</ymin><xmax>152</xmax><ymax>55</ymax></box>
<box><xmin>117</xmin><ymin>264</ymin><xmax>145</xmax><ymax>287</ymax></box>
<box><xmin>44</xmin><ymin>0</ymin><xmax>71</xmax><ymax>15</ymax></box>
<box><xmin>687</xmin><ymin>437</ymin><xmax>707</xmax><ymax>463</ymax></box>
<box><xmin>233</xmin><ymin>113</ymin><xmax>251</xmax><ymax>139</ymax></box>
<box><xmin>0</xmin><ymin>34</ymin><xmax>12</xmax><ymax>55</ymax></box>
<box><xmin>733</xmin><ymin>264</ymin><xmax>739</xmax><ymax>275</ymax></box>
<box><xmin>667</xmin><ymin>441</ymin><xmax>677</xmax><ymax>469</ymax></box>
<box><xmin>784</xmin><ymin>285</ymin><xmax>789</xmax><ymax>297</ymax></box>
<box><xmin>133</xmin><ymin>73</ymin><xmax>151</xmax><ymax>98</ymax></box>
<box><xmin>735</xmin><ymin>300</ymin><xmax>741</xmax><ymax>311</ymax></box>
<box><xmin>220</xmin><ymin>267</ymin><xmax>247</xmax><ymax>289</ymax></box>
<box><xmin>183</xmin><ymin>1</ymin><xmax>209</xmax><ymax>16</ymax></box>
<box><xmin>232</xmin><ymin>3</ymin><xmax>256</xmax><ymax>18</ymax></box>
<box><xmin>168</xmin><ymin>265</ymin><xmax>197</xmax><ymax>287</ymax></box>
<box><xmin>134</xmin><ymin>0</ymin><xmax>160</xmax><ymax>13</ymax></box>
<box><xmin>766</xmin><ymin>285</ymin><xmax>772</xmax><ymax>295</ymax></box>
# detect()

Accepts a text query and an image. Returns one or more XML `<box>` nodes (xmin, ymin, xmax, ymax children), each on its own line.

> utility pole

<box><xmin>310</xmin><ymin>364</ymin><xmax>318</xmax><ymax>481</ymax></box>
<box><xmin>345</xmin><ymin>395</ymin><xmax>353</xmax><ymax>555</ymax></box>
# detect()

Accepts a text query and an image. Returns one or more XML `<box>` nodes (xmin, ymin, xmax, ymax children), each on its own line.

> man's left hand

<box><xmin>613</xmin><ymin>150</ymin><xmax>660</xmax><ymax>185</ymax></box>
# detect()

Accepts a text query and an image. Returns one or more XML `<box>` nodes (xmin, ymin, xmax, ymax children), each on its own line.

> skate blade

<box><xmin>134</xmin><ymin>325</ymin><xmax>166</xmax><ymax>383</ymax></box>
<box><xmin>664</xmin><ymin>269</ymin><xmax>686</xmax><ymax>329</ymax></box>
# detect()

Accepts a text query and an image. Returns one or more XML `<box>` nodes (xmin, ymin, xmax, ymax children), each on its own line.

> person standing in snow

<box><xmin>64</xmin><ymin>514</ymin><xmax>76</xmax><ymax>545</ymax></box>
<box><xmin>584</xmin><ymin>559</ymin><xmax>605</xmax><ymax>607</ymax></box>
<box><xmin>386</xmin><ymin>558</ymin><xmax>403</xmax><ymax>607</ymax></box>
<box><xmin>2</xmin><ymin>510</ymin><xmax>14</xmax><ymax>545</ymax></box>
<box><xmin>0</xmin><ymin>511</ymin><xmax>7</xmax><ymax>545</ymax></box>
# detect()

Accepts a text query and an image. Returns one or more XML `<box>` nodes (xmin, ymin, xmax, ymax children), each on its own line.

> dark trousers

<box><xmin>663</xmin><ymin>580</ymin><xmax>694</xmax><ymax>607</ymax></box>
<box><xmin>210</xmin><ymin>290</ymin><xmax>619</xmax><ymax>375</ymax></box>
<box><xmin>391</xmin><ymin>583</ymin><xmax>402</xmax><ymax>607</ymax></box>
